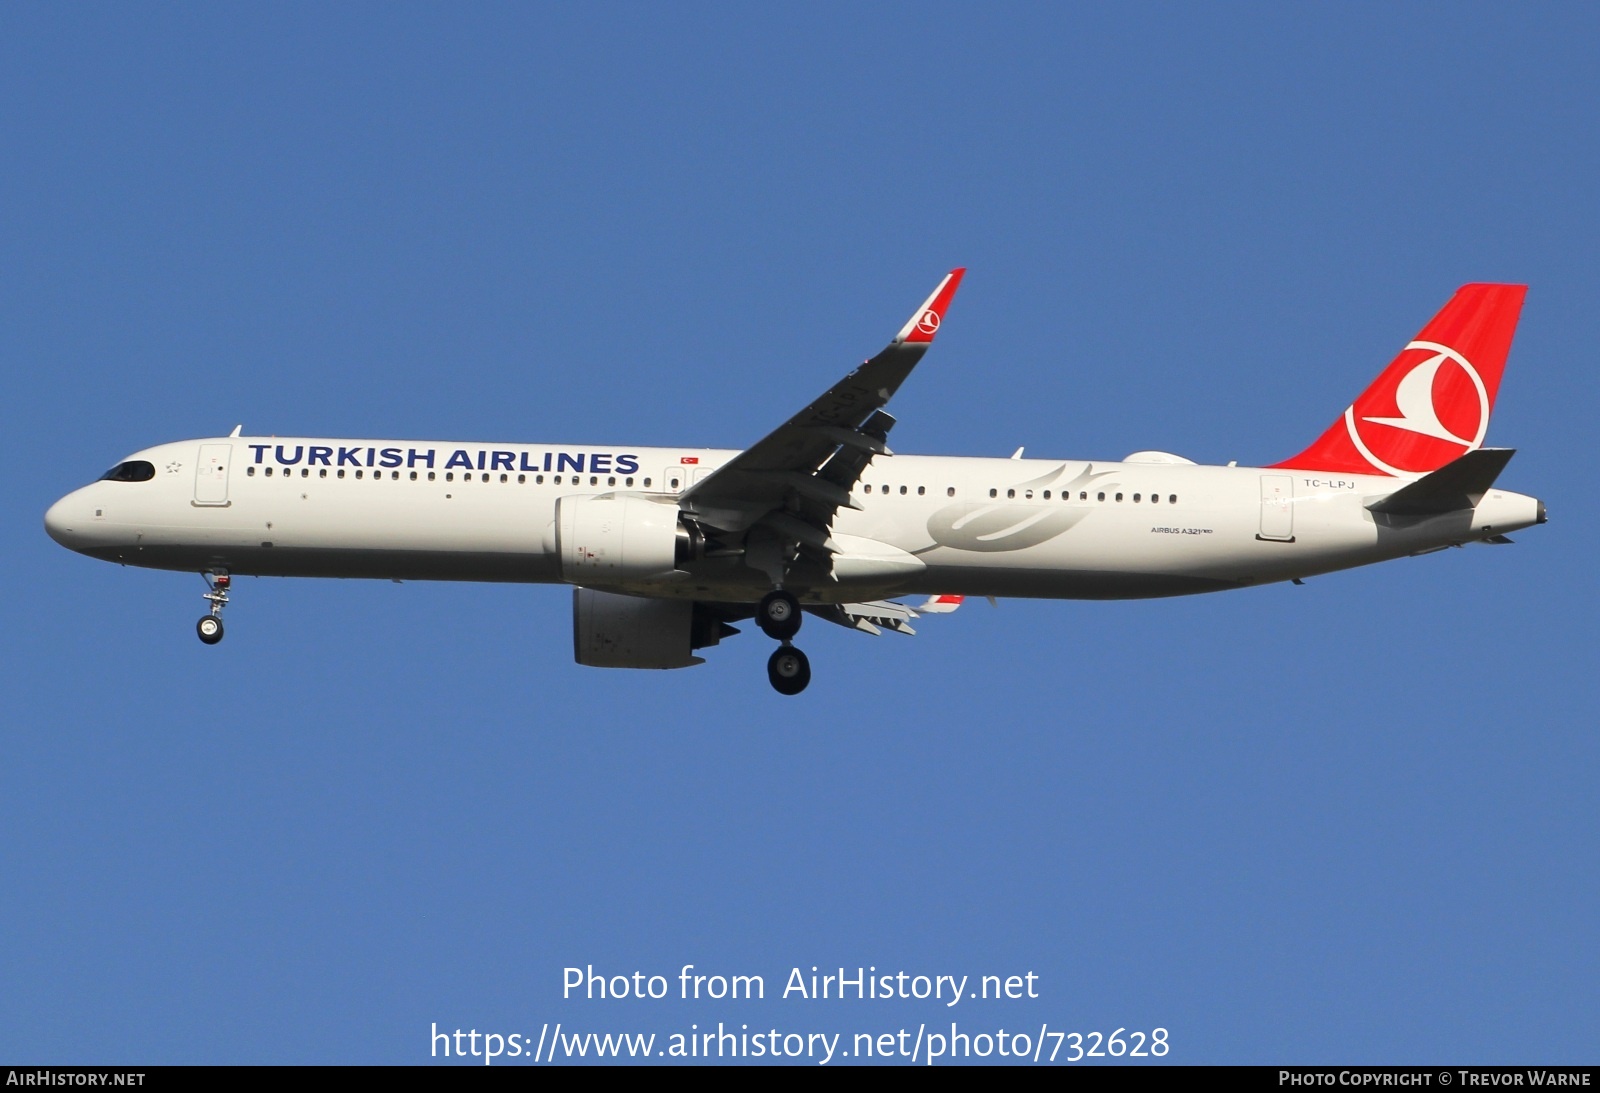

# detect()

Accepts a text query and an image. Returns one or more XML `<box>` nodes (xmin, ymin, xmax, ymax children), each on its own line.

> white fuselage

<box><xmin>45</xmin><ymin>436</ymin><xmax>1544</xmax><ymax>603</ymax></box>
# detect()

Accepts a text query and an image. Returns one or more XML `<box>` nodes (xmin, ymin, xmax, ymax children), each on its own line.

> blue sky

<box><xmin>4</xmin><ymin>3</ymin><xmax>1596</xmax><ymax>1065</ymax></box>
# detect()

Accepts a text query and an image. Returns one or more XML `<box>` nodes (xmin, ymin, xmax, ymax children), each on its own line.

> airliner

<box><xmin>44</xmin><ymin>271</ymin><xmax>1544</xmax><ymax>694</ymax></box>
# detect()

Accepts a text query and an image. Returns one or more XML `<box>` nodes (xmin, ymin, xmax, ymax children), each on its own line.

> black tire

<box><xmin>197</xmin><ymin>615</ymin><xmax>224</xmax><ymax>645</ymax></box>
<box><xmin>767</xmin><ymin>646</ymin><xmax>811</xmax><ymax>695</ymax></box>
<box><xmin>757</xmin><ymin>590</ymin><xmax>802</xmax><ymax>641</ymax></box>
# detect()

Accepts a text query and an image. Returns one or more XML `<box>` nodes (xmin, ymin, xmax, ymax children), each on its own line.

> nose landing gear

<box><xmin>197</xmin><ymin>570</ymin><xmax>230</xmax><ymax>645</ymax></box>
<box><xmin>758</xmin><ymin>590</ymin><xmax>809</xmax><ymax>694</ymax></box>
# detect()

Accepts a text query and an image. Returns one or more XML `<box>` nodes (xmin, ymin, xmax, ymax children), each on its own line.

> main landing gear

<box><xmin>197</xmin><ymin>570</ymin><xmax>230</xmax><ymax>645</ymax></box>
<box><xmin>758</xmin><ymin>590</ymin><xmax>810</xmax><ymax>696</ymax></box>
<box><xmin>766</xmin><ymin>646</ymin><xmax>811</xmax><ymax>696</ymax></box>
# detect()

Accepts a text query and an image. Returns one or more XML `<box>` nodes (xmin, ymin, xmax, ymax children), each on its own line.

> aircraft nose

<box><xmin>44</xmin><ymin>494</ymin><xmax>84</xmax><ymax>548</ymax></box>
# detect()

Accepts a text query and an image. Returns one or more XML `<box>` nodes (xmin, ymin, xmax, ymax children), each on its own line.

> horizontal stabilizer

<box><xmin>1367</xmin><ymin>448</ymin><xmax>1515</xmax><ymax>516</ymax></box>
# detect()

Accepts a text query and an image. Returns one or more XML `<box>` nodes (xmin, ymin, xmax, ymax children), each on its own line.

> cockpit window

<box><xmin>99</xmin><ymin>460</ymin><xmax>155</xmax><ymax>483</ymax></box>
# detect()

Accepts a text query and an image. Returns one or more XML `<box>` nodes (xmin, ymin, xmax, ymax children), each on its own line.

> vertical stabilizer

<box><xmin>1272</xmin><ymin>284</ymin><xmax>1526</xmax><ymax>476</ymax></box>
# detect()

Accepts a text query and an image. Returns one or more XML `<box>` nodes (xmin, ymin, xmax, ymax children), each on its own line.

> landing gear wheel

<box><xmin>757</xmin><ymin>590</ymin><xmax>802</xmax><ymax>641</ymax></box>
<box><xmin>198</xmin><ymin>570</ymin><xmax>231</xmax><ymax>644</ymax></box>
<box><xmin>767</xmin><ymin>646</ymin><xmax>811</xmax><ymax>696</ymax></box>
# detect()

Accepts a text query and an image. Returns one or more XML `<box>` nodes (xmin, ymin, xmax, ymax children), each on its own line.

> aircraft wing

<box><xmin>806</xmin><ymin>595</ymin><xmax>967</xmax><ymax>637</ymax></box>
<box><xmin>679</xmin><ymin>268</ymin><xmax>965</xmax><ymax>538</ymax></box>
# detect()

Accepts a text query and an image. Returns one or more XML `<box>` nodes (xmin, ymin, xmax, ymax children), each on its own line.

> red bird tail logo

<box><xmin>1273</xmin><ymin>284</ymin><xmax>1525</xmax><ymax>477</ymax></box>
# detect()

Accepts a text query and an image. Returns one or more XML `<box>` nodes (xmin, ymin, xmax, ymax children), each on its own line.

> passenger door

<box><xmin>194</xmin><ymin>443</ymin><xmax>232</xmax><ymax>506</ymax></box>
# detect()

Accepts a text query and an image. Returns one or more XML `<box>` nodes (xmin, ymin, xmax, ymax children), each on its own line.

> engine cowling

<box><xmin>556</xmin><ymin>495</ymin><xmax>694</xmax><ymax>582</ymax></box>
<box><xmin>573</xmin><ymin>588</ymin><xmax>729</xmax><ymax>669</ymax></box>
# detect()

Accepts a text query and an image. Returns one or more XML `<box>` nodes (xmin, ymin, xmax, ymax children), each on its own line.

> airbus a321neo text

<box><xmin>46</xmin><ymin>271</ymin><xmax>1545</xmax><ymax>694</ymax></box>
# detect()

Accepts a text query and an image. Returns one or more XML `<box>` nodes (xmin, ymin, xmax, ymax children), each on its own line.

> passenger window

<box><xmin>392</xmin><ymin>471</ymin><xmax>399</xmax><ymax>480</ymax></box>
<box><xmin>590</xmin><ymin>476</ymin><xmax>598</xmax><ymax>485</ymax></box>
<box><xmin>899</xmin><ymin>485</ymin><xmax>907</xmax><ymax>495</ymax></box>
<box><xmin>427</xmin><ymin>472</ymin><xmax>435</xmax><ymax>481</ymax></box>
<box><xmin>517</xmin><ymin>474</ymin><xmax>525</xmax><ymax>483</ymax></box>
<box><xmin>1025</xmin><ymin>490</ymin><xmax>1033</xmax><ymax>499</ymax></box>
<box><xmin>482</xmin><ymin>473</ymin><xmax>490</xmax><ymax>483</ymax></box>
<box><xmin>1169</xmin><ymin>494</ymin><xmax>1177</xmax><ymax>503</ymax></box>
<box><xmin>247</xmin><ymin>467</ymin><xmax>256</xmax><ymax>477</ymax></box>
<box><xmin>1096</xmin><ymin>492</ymin><xmax>1104</xmax><ymax>501</ymax></box>
<box><xmin>1042</xmin><ymin>490</ymin><xmax>1050</xmax><ymax>499</ymax></box>
<box><xmin>625</xmin><ymin>477</ymin><xmax>634</xmax><ymax>487</ymax></box>
<box><xmin>989</xmin><ymin>489</ymin><xmax>997</xmax><ymax>498</ymax></box>
<box><xmin>446</xmin><ymin>472</ymin><xmax>454</xmax><ymax>482</ymax></box>
<box><xmin>410</xmin><ymin>471</ymin><xmax>418</xmax><ymax>481</ymax></box>
<box><xmin>865</xmin><ymin>484</ymin><xmax>873</xmax><ymax>494</ymax></box>
<box><xmin>320</xmin><ymin>468</ymin><xmax>328</xmax><ymax>478</ymax></box>
<box><xmin>265</xmin><ymin>467</ymin><xmax>274</xmax><ymax>477</ymax></box>
<box><xmin>947</xmin><ymin>487</ymin><xmax>955</xmax><ymax>497</ymax></box>
<box><xmin>337</xmin><ymin>469</ymin><xmax>346</xmax><ymax>479</ymax></box>
<box><xmin>643</xmin><ymin>477</ymin><xmax>652</xmax><ymax>487</ymax></box>
<box><xmin>1080</xmin><ymin>491</ymin><xmax>1088</xmax><ymax>500</ymax></box>
<box><xmin>608</xmin><ymin>476</ymin><xmax>616</xmax><ymax>486</ymax></box>
<box><xmin>1007</xmin><ymin>489</ymin><xmax>1015</xmax><ymax>499</ymax></box>
<box><xmin>917</xmin><ymin>486</ymin><xmax>925</xmax><ymax>496</ymax></box>
<box><xmin>553</xmin><ymin>475</ymin><xmax>561</xmax><ymax>484</ymax></box>
<box><xmin>1133</xmin><ymin>493</ymin><xmax>1141</xmax><ymax>502</ymax></box>
<box><xmin>1115</xmin><ymin>492</ymin><xmax>1123</xmax><ymax>501</ymax></box>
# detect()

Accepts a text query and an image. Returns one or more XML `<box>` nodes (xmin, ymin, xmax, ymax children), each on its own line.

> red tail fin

<box><xmin>1272</xmin><ymin>284</ymin><xmax>1526</xmax><ymax>476</ymax></box>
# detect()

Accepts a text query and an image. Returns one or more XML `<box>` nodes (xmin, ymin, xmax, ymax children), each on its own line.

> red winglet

<box><xmin>896</xmin><ymin>268</ymin><xmax>966</xmax><ymax>344</ymax></box>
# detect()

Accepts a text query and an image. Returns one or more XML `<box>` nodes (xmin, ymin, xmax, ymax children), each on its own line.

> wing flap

<box><xmin>804</xmin><ymin>595</ymin><xmax>965</xmax><ymax>637</ymax></box>
<box><xmin>806</xmin><ymin>599</ymin><xmax>920</xmax><ymax>636</ymax></box>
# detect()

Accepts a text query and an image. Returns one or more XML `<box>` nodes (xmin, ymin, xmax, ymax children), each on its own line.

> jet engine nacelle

<box><xmin>573</xmin><ymin>588</ymin><xmax>734</xmax><ymax>669</ymax></box>
<box><xmin>556</xmin><ymin>494</ymin><xmax>697</xmax><ymax>582</ymax></box>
